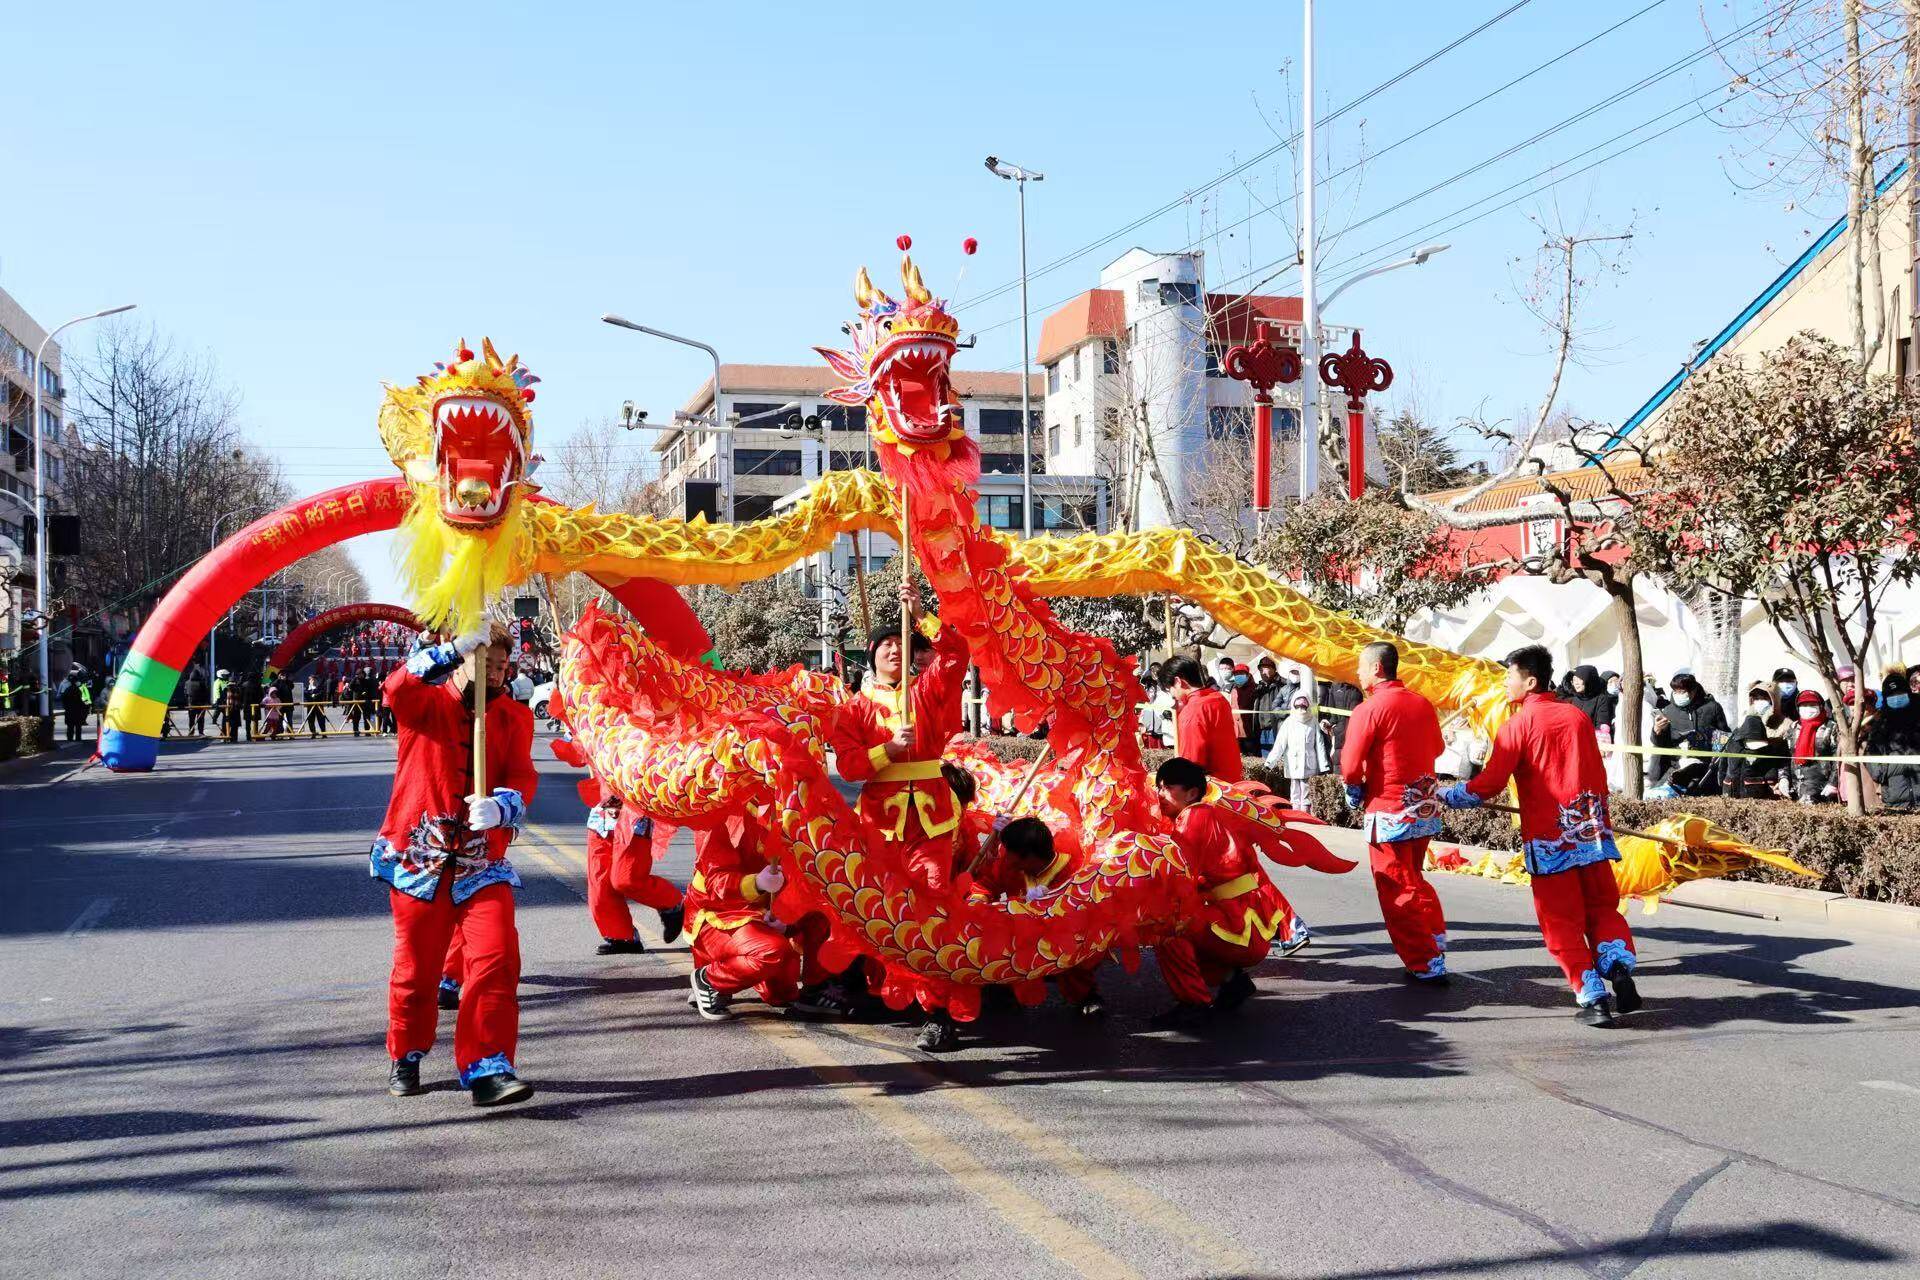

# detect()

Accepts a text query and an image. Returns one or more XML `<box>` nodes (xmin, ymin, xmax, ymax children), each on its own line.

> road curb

<box><xmin>0</xmin><ymin>743</ymin><xmax>91</xmax><ymax>785</ymax></box>
<box><xmin>1660</xmin><ymin>878</ymin><xmax>1920</xmax><ymax>937</ymax></box>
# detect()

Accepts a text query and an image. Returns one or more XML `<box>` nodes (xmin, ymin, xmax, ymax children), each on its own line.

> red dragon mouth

<box><xmin>434</xmin><ymin>396</ymin><xmax>523</xmax><ymax>527</ymax></box>
<box><xmin>873</xmin><ymin>336</ymin><xmax>959</xmax><ymax>442</ymax></box>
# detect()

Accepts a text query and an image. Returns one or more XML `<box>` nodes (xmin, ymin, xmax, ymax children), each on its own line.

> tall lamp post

<box><xmin>33</xmin><ymin>303</ymin><xmax>135</xmax><ymax>719</ymax></box>
<box><xmin>601</xmin><ymin>315</ymin><xmax>733</xmax><ymax>521</ymax></box>
<box><xmin>985</xmin><ymin>155</ymin><xmax>1043</xmax><ymax>538</ymax></box>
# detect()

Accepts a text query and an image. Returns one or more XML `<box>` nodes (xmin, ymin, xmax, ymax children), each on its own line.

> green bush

<box><xmin>970</xmin><ymin>737</ymin><xmax>1920</xmax><ymax>907</ymax></box>
<box><xmin>0</xmin><ymin>717</ymin><xmax>21</xmax><ymax>762</ymax></box>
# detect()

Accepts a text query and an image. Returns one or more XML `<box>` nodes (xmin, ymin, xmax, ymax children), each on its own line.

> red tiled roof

<box><xmin>1037</xmin><ymin>290</ymin><xmax>1128</xmax><ymax>366</ymax></box>
<box><xmin>1206</xmin><ymin>293</ymin><xmax>1303</xmax><ymax>345</ymax></box>
<box><xmin>680</xmin><ymin>363</ymin><xmax>1042</xmax><ymax>416</ymax></box>
<box><xmin>1419</xmin><ymin>456</ymin><xmax>1655</xmax><ymax>514</ymax></box>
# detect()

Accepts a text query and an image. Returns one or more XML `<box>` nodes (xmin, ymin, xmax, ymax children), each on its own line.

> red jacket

<box><xmin>972</xmin><ymin>831</ymin><xmax>1085</xmax><ymax>902</ymax></box>
<box><xmin>371</xmin><ymin>652</ymin><xmax>537</xmax><ymax>903</ymax></box>
<box><xmin>1176</xmin><ymin>687</ymin><xmax>1245</xmax><ymax>782</ymax></box>
<box><xmin>1456</xmin><ymin>692</ymin><xmax>1617</xmax><ymax>876</ymax></box>
<box><xmin>684</xmin><ymin>817</ymin><xmax>776</xmax><ymax>940</ymax></box>
<box><xmin>1176</xmin><ymin>802</ymin><xmax>1288</xmax><ymax>946</ymax></box>
<box><xmin>830</xmin><ymin>621</ymin><xmax>969</xmax><ymax>842</ymax></box>
<box><xmin>1339</xmin><ymin>679</ymin><xmax>1446</xmax><ymax>843</ymax></box>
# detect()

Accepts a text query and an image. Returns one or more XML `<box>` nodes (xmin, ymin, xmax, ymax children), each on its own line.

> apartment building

<box><xmin>0</xmin><ymin>286</ymin><xmax>70</xmax><ymax>663</ymax></box>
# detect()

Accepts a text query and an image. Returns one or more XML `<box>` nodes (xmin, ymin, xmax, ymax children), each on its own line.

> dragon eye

<box><xmin>882</xmin><ymin>319</ymin><xmax>894</xmax><ymax>332</ymax></box>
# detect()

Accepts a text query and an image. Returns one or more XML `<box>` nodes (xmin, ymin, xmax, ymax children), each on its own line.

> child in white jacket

<box><xmin>1264</xmin><ymin>694</ymin><xmax>1330</xmax><ymax>811</ymax></box>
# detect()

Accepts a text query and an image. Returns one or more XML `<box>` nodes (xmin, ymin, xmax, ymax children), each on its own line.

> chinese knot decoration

<box><xmin>1318</xmin><ymin>331</ymin><xmax>1394</xmax><ymax>501</ymax></box>
<box><xmin>1220</xmin><ymin>337</ymin><xmax>1304</xmax><ymax>511</ymax></box>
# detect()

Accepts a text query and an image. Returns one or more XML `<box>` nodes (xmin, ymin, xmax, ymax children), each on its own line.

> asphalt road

<box><xmin>2</xmin><ymin>732</ymin><xmax>1917</xmax><ymax>1280</ymax></box>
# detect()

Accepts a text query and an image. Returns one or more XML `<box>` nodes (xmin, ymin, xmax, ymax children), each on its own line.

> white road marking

<box><xmin>1861</xmin><ymin>1080</ymin><xmax>1920</xmax><ymax>1097</ymax></box>
<box><xmin>63</xmin><ymin>896</ymin><xmax>115</xmax><ymax>938</ymax></box>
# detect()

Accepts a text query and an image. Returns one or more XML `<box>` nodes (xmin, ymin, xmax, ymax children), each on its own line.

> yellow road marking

<box><xmin>518</xmin><ymin>822</ymin><xmax>1218</xmax><ymax>1279</ymax></box>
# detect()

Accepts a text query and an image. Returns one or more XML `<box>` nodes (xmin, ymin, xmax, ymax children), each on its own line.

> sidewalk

<box><xmin>0</xmin><ymin>740</ymin><xmax>94</xmax><ymax>785</ymax></box>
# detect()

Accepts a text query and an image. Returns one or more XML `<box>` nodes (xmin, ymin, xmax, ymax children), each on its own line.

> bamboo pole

<box><xmin>1479</xmin><ymin>799</ymin><xmax>1677</xmax><ymax>847</ymax></box>
<box><xmin>470</xmin><ymin>590</ymin><xmax>489</xmax><ymax>802</ymax></box>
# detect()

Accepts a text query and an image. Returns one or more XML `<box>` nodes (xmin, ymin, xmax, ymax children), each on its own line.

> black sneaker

<box><xmin>1402</xmin><ymin>970</ymin><xmax>1452</xmax><ymax>988</ymax></box>
<box><xmin>1577</xmin><ymin>998</ymin><xmax>1617</xmax><ymax>1028</ymax></box>
<box><xmin>1149</xmin><ymin>1003</ymin><xmax>1212</xmax><ymax>1031</ymax></box>
<box><xmin>657</xmin><ymin>903</ymin><xmax>686</xmax><ymax>944</ymax></box>
<box><xmin>387</xmin><ymin>1057</ymin><xmax>424</xmax><ymax>1097</ymax></box>
<box><xmin>596</xmin><ymin>937</ymin><xmax>647</xmax><ymax>956</ymax></box>
<box><xmin>1212</xmin><ymin>969</ymin><xmax>1257</xmax><ymax>1012</ymax></box>
<box><xmin>437</xmin><ymin>983</ymin><xmax>461</xmax><ymax>1011</ymax></box>
<box><xmin>690</xmin><ymin>966</ymin><xmax>731</xmax><ymax>1021</ymax></box>
<box><xmin>470</xmin><ymin>1072</ymin><xmax>534</xmax><ymax>1107</ymax></box>
<box><xmin>914</xmin><ymin>1010</ymin><xmax>959</xmax><ymax>1053</ymax></box>
<box><xmin>790</xmin><ymin>981</ymin><xmax>857</xmax><ymax>1019</ymax></box>
<box><xmin>1603</xmin><ymin>961</ymin><xmax>1642</xmax><ymax>1015</ymax></box>
<box><xmin>1075</xmin><ymin>990</ymin><xmax>1107</xmax><ymax>1018</ymax></box>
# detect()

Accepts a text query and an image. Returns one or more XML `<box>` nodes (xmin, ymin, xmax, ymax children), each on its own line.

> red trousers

<box><xmin>895</xmin><ymin>833</ymin><xmax>959</xmax><ymax>895</ymax></box>
<box><xmin>1157</xmin><ymin>931</ymin><xmax>1270</xmax><ymax>1006</ymax></box>
<box><xmin>587</xmin><ymin>829</ymin><xmax>681</xmax><ymax>940</ymax></box>
<box><xmin>1530</xmin><ymin>860</ymin><xmax>1634</xmax><ymax>994</ymax></box>
<box><xmin>1369</xmin><ymin>837</ymin><xmax>1446</xmax><ymax>972</ymax></box>
<box><xmin>693</xmin><ymin>916</ymin><xmax>831</xmax><ymax>1003</ymax></box>
<box><xmin>388</xmin><ymin>880</ymin><xmax>518</xmax><ymax>1073</ymax></box>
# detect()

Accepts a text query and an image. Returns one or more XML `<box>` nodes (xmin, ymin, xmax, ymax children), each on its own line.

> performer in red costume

<box><xmin>1167</xmin><ymin>657</ymin><xmax>1245</xmax><ymax>782</ymax></box>
<box><xmin>829</xmin><ymin>580</ymin><xmax>970</xmax><ymax>1049</ymax></box>
<box><xmin>1441</xmin><ymin>644</ymin><xmax>1641</xmax><ymax>1026</ymax></box>
<box><xmin>584</xmin><ymin>789</ymin><xmax>685</xmax><ymax>955</ymax></box>
<box><xmin>371</xmin><ymin>622</ymin><xmax>538</xmax><ymax>1106</ymax></box>
<box><xmin>684</xmin><ymin>816</ymin><xmax>826</xmax><ymax>1019</ymax></box>
<box><xmin>1339</xmin><ymin>641</ymin><xmax>1451</xmax><ymax>984</ymax></box>
<box><xmin>972</xmin><ymin>816</ymin><xmax>1105</xmax><ymax>1015</ymax></box>
<box><xmin>1150</xmin><ymin>756</ymin><xmax>1300</xmax><ymax>1027</ymax></box>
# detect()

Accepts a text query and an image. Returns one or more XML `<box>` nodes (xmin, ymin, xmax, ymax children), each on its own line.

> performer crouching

<box><xmin>1340</xmin><ymin>641</ymin><xmax>1451</xmax><ymax>984</ymax></box>
<box><xmin>685</xmin><ymin>816</ymin><xmax>826</xmax><ymax>1019</ymax></box>
<box><xmin>972</xmin><ymin>816</ymin><xmax>1105</xmax><ymax>1016</ymax></box>
<box><xmin>1440</xmin><ymin>644</ymin><xmax>1641</xmax><ymax>1026</ymax></box>
<box><xmin>371</xmin><ymin>622</ymin><xmax>538</xmax><ymax>1106</ymax></box>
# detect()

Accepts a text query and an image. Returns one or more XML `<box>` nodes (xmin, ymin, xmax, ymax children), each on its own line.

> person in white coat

<box><xmin>1265</xmin><ymin>694</ymin><xmax>1330</xmax><ymax>811</ymax></box>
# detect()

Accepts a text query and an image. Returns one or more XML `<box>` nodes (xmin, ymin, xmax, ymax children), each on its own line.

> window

<box><xmin>1103</xmin><ymin>407</ymin><xmax>1120</xmax><ymax>438</ymax></box>
<box><xmin>730</xmin><ymin>400</ymin><xmax>792</xmax><ymax>428</ymax></box>
<box><xmin>734</xmin><ymin>494</ymin><xmax>777</xmax><ymax>522</ymax></box>
<box><xmin>829</xmin><ymin>450</ymin><xmax>867</xmax><ymax>471</ymax></box>
<box><xmin>1047</xmin><ymin>421</ymin><xmax>1061</xmax><ymax>455</ymax></box>
<box><xmin>1524</xmin><ymin>518</ymin><xmax>1558</xmax><ymax>558</ymax></box>
<box><xmin>733</xmin><ymin>448</ymin><xmax>804</xmax><ymax>477</ymax></box>
<box><xmin>1072</xmin><ymin>414</ymin><xmax>1082</xmax><ymax>448</ymax></box>
<box><xmin>1204</xmin><ymin>343</ymin><xmax>1224</xmax><ymax>377</ymax></box>
<box><xmin>977</xmin><ymin>408</ymin><xmax>1026</xmax><ymax>436</ymax></box>
<box><xmin>1045</xmin><ymin>363</ymin><xmax>1060</xmax><ymax>394</ymax></box>
<box><xmin>1275</xmin><ymin>407</ymin><xmax>1300</xmax><ymax>441</ymax></box>
<box><xmin>977</xmin><ymin>495</ymin><xmax>1025</xmax><ymax>531</ymax></box>
<box><xmin>1159</xmin><ymin>281</ymin><xmax>1198</xmax><ymax>306</ymax></box>
<box><xmin>1207</xmin><ymin>406</ymin><xmax>1253</xmax><ymax>441</ymax></box>
<box><xmin>817</xmin><ymin>404</ymin><xmax>867</xmax><ymax>434</ymax></box>
<box><xmin>1038</xmin><ymin>497</ymin><xmax>1096</xmax><ymax>531</ymax></box>
<box><xmin>40</xmin><ymin>407</ymin><xmax>58</xmax><ymax>436</ymax></box>
<box><xmin>1102</xmin><ymin>340</ymin><xmax>1119</xmax><ymax>374</ymax></box>
<box><xmin>1138</xmin><ymin>278</ymin><xmax>1159</xmax><ymax>303</ymax></box>
<box><xmin>1072</xmin><ymin>346</ymin><xmax>1081</xmax><ymax>383</ymax></box>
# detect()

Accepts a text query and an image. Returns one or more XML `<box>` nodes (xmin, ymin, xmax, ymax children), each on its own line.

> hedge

<box><xmin>968</xmin><ymin>736</ymin><xmax>1920</xmax><ymax>908</ymax></box>
<box><xmin>0</xmin><ymin>716</ymin><xmax>26</xmax><ymax>763</ymax></box>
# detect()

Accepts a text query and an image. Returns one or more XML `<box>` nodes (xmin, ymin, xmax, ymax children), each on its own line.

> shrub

<box><xmin>0</xmin><ymin>717</ymin><xmax>21</xmax><ymax>762</ymax></box>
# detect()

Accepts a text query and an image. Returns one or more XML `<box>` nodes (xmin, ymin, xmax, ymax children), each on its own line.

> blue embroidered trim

<box><xmin>1596</xmin><ymin>939</ymin><xmax>1635</xmax><ymax>978</ymax></box>
<box><xmin>1522</xmin><ymin>834</ymin><xmax>1621</xmax><ymax>877</ymax></box>
<box><xmin>1362</xmin><ymin>810</ymin><xmax>1445</xmax><ymax>843</ymax></box>
<box><xmin>400</xmin><ymin>1049</ymin><xmax>427</xmax><ymax>1064</ymax></box>
<box><xmin>458</xmin><ymin>1052</ymin><xmax>514</xmax><ymax>1087</ymax></box>
<box><xmin>438</xmin><ymin>976</ymin><xmax>461</xmax><ymax>994</ymax></box>
<box><xmin>1411</xmin><ymin>954</ymin><xmax>1448</xmax><ymax>979</ymax></box>
<box><xmin>1434</xmin><ymin>932</ymin><xmax>1449</xmax><ymax>952</ymax></box>
<box><xmin>1440</xmin><ymin>782</ymin><xmax>1482</xmax><ymax>809</ymax></box>
<box><xmin>405</xmin><ymin>642</ymin><xmax>463</xmax><ymax>685</ymax></box>
<box><xmin>585</xmin><ymin>807</ymin><xmax>618</xmax><ymax>837</ymax></box>
<box><xmin>491</xmin><ymin>788</ymin><xmax>526</xmax><ymax>833</ymax></box>
<box><xmin>1344</xmin><ymin>783</ymin><xmax>1366</xmax><ymax>810</ymax></box>
<box><xmin>450</xmin><ymin>859</ymin><xmax>520</xmax><ymax>905</ymax></box>
<box><xmin>1576</xmin><ymin>969</ymin><xmax>1608</xmax><ymax>1007</ymax></box>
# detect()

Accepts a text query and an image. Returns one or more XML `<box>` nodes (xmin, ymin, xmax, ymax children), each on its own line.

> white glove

<box><xmin>467</xmin><ymin>793</ymin><xmax>504</xmax><ymax>831</ymax></box>
<box><xmin>1024</xmin><ymin>885</ymin><xmax>1048</xmax><ymax>902</ymax></box>
<box><xmin>452</xmin><ymin>630</ymin><xmax>490</xmax><ymax>658</ymax></box>
<box><xmin>754</xmin><ymin>864</ymin><xmax>786</xmax><ymax>895</ymax></box>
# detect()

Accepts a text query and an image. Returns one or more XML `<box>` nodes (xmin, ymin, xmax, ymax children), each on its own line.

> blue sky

<box><xmin>7</xmin><ymin>0</ymin><xmax>1832</xmax><ymax>602</ymax></box>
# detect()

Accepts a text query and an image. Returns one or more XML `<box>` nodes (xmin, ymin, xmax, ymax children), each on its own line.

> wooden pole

<box><xmin>853</xmin><ymin>546</ymin><xmax>872</xmax><ymax>635</ymax></box>
<box><xmin>1478</xmin><ymin>799</ymin><xmax>1678</xmax><ymax>848</ymax></box>
<box><xmin>470</xmin><ymin>591</ymin><xmax>489</xmax><ymax>801</ymax></box>
<box><xmin>967</xmin><ymin>744</ymin><xmax>1053</xmax><ymax>876</ymax></box>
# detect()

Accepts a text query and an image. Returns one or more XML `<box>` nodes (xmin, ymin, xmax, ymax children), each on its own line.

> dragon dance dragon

<box><xmin>367</xmin><ymin>247</ymin><xmax>1811</xmax><ymax>1009</ymax></box>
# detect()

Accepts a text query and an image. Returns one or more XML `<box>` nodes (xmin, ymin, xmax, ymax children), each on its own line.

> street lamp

<box><xmin>32</xmin><ymin>303</ymin><xmax>135</xmax><ymax>719</ymax></box>
<box><xmin>1298</xmin><ymin>245</ymin><xmax>1447</xmax><ymax>501</ymax></box>
<box><xmin>601</xmin><ymin>315</ymin><xmax>733</xmax><ymax>521</ymax></box>
<box><xmin>985</xmin><ymin>155</ymin><xmax>1044</xmax><ymax>538</ymax></box>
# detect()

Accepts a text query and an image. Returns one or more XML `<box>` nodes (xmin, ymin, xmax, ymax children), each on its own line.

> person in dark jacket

<box><xmin>183</xmin><ymin>668</ymin><xmax>209</xmax><ymax>736</ymax></box>
<box><xmin>1318</xmin><ymin>680</ymin><xmax>1363</xmax><ymax>756</ymax></box>
<box><xmin>1563</xmin><ymin>664</ymin><xmax>1617</xmax><ymax>732</ymax></box>
<box><xmin>1719</xmin><ymin>684</ymin><xmax>1790</xmax><ymax>798</ymax></box>
<box><xmin>1648</xmin><ymin>671</ymin><xmax>1730</xmax><ymax>794</ymax></box>
<box><xmin>1866</xmin><ymin>672</ymin><xmax>1920</xmax><ymax>812</ymax></box>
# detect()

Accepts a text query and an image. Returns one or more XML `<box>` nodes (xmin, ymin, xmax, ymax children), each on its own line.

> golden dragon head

<box><xmin>377</xmin><ymin>337</ymin><xmax>540</xmax><ymax>530</ymax></box>
<box><xmin>815</xmin><ymin>237</ymin><xmax>966</xmax><ymax>457</ymax></box>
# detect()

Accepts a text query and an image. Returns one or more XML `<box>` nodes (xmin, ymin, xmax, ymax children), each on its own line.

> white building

<box><xmin>1036</xmin><ymin>248</ymin><xmax>1378</xmax><ymax>531</ymax></box>
<box><xmin>0</xmin><ymin>285</ymin><xmax>72</xmax><ymax>671</ymax></box>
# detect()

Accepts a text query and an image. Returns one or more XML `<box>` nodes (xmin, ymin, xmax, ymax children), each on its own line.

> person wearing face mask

<box><xmin>1648</xmin><ymin>671</ymin><xmax>1730</xmax><ymax>795</ymax></box>
<box><xmin>1866</xmin><ymin>672</ymin><xmax>1920</xmax><ymax>812</ymax></box>
<box><xmin>1720</xmin><ymin>684</ymin><xmax>1790</xmax><ymax>798</ymax></box>
<box><xmin>1251</xmin><ymin>657</ymin><xmax>1287</xmax><ymax>753</ymax></box>
<box><xmin>1230</xmin><ymin>662</ymin><xmax>1261</xmax><ymax>753</ymax></box>
<box><xmin>1266</xmin><ymin>694</ymin><xmax>1330</xmax><ymax>811</ymax></box>
<box><xmin>372</xmin><ymin>621</ymin><xmax>538</xmax><ymax>1106</ymax></box>
<box><xmin>1214</xmin><ymin>656</ymin><xmax>1238</xmax><ymax>692</ymax></box>
<box><xmin>1789</xmin><ymin>690</ymin><xmax>1839</xmax><ymax>804</ymax></box>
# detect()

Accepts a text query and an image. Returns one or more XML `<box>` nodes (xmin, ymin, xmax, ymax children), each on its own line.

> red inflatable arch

<box><xmin>266</xmin><ymin>602</ymin><xmax>421</xmax><ymax>675</ymax></box>
<box><xmin>99</xmin><ymin>477</ymin><xmax>711</xmax><ymax>770</ymax></box>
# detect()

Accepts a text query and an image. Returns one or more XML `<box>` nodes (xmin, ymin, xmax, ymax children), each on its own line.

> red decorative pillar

<box><xmin>1318</xmin><ymin>330</ymin><xmax>1393</xmax><ymax>501</ymax></box>
<box><xmin>1220</xmin><ymin>337</ymin><xmax>1303</xmax><ymax>513</ymax></box>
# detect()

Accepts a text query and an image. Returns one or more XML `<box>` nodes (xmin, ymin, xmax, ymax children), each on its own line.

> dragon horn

<box><xmin>481</xmin><ymin>337</ymin><xmax>504</xmax><ymax>369</ymax></box>
<box><xmin>854</xmin><ymin>266</ymin><xmax>875</xmax><ymax>310</ymax></box>
<box><xmin>902</xmin><ymin>256</ymin><xmax>930</xmax><ymax>304</ymax></box>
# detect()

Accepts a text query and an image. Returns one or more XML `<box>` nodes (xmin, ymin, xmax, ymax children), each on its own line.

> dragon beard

<box><xmin>395</xmin><ymin>481</ymin><xmax>533</xmax><ymax>633</ymax></box>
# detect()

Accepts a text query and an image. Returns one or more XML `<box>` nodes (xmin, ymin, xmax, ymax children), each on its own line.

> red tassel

<box><xmin>522</xmin><ymin>388</ymin><xmax>536</xmax><ymax>402</ymax></box>
<box><xmin>896</xmin><ymin>234</ymin><xmax>912</xmax><ymax>250</ymax></box>
<box><xmin>963</xmin><ymin>237</ymin><xmax>978</xmax><ymax>255</ymax></box>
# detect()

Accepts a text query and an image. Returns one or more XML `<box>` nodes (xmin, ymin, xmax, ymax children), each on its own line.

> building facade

<box><xmin>0</xmin><ymin>286</ymin><xmax>70</xmax><ymax>669</ymax></box>
<box><xmin>1036</xmin><ymin>247</ymin><xmax>1377</xmax><ymax>532</ymax></box>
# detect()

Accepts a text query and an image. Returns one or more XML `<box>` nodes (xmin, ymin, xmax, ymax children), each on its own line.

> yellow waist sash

<box><xmin>874</xmin><ymin>758</ymin><xmax>946</xmax><ymax>783</ymax></box>
<box><xmin>1205</xmin><ymin>872</ymin><xmax>1259</xmax><ymax>902</ymax></box>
